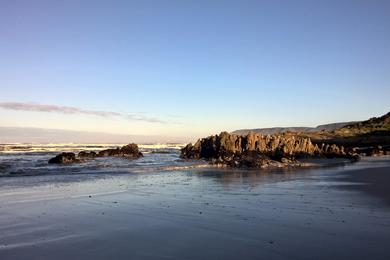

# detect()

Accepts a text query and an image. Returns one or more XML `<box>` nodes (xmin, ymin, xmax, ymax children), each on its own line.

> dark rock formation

<box><xmin>49</xmin><ymin>144</ymin><xmax>143</xmax><ymax>164</ymax></box>
<box><xmin>48</xmin><ymin>152</ymin><xmax>78</xmax><ymax>164</ymax></box>
<box><xmin>78</xmin><ymin>151</ymin><xmax>97</xmax><ymax>159</ymax></box>
<box><xmin>352</xmin><ymin>145</ymin><xmax>390</xmax><ymax>156</ymax></box>
<box><xmin>181</xmin><ymin>132</ymin><xmax>354</xmax><ymax>168</ymax></box>
<box><xmin>97</xmin><ymin>143</ymin><xmax>143</xmax><ymax>158</ymax></box>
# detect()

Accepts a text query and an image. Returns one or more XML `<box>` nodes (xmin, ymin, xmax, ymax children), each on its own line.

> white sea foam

<box><xmin>0</xmin><ymin>143</ymin><xmax>186</xmax><ymax>153</ymax></box>
<box><xmin>0</xmin><ymin>142</ymin><xmax>197</xmax><ymax>177</ymax></box>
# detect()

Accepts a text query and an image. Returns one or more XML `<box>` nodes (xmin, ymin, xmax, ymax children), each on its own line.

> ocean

<box><xmin>0</xmin><ymin>143</ymin><xmax>207</xmax><ymax>177</ymax></box>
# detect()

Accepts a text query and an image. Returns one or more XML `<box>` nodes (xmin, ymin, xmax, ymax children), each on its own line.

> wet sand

<box><xmin>1</xmin><ymin>158</ymin><xmax>390</xmax><ymax>259</ymax></box>
<box><xmin>338</xmin><ymin>162</ymin><xmax>390</xmax><ymax>206</ymax></box>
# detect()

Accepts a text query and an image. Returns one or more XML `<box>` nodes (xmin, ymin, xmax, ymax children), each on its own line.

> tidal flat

<box><xmin>1</xmin><ymin>156</ymin><xmax>390</xmax><ymax>260</ymax></box>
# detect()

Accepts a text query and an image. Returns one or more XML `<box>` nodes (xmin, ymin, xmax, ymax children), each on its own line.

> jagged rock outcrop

<box><xmin>48</xmin><ymin>152</ymin><xmax>79</xmax><ymax>164</ymax></box>
<box><xmin>181</xmin><ymin>132</ymin><xmax>354</xmax><ymax>168</ymax></box>
<box><xmin>49</xmin><ymin>143</ymin><xmax>143</xmax><ymax>164</ymax></box>
<box><xmin>97</xmin><ymin>143</ymin><xmax>143</xmax><ymax>158</ymax></box>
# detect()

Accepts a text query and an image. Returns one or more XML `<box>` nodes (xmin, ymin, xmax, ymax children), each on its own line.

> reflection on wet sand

<box><xmin>0</xmin><ymin>157</ymin><xmax>390</xmax><ymax>260</ymax></box>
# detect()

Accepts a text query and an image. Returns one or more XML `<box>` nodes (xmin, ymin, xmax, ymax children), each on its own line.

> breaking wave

<box><xmin>0</xmin><ymin>143</ymin><xmax>206</xmax><ymax>177</ymax></box>
<box><xmin>0</xmin><ymin>143</ymin><xmax>186</xmax><ymax>153</ymax></box>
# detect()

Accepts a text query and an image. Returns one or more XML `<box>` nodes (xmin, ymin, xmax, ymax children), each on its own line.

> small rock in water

<box><xmin>97</xmin><ymin>143</ymin><xmax>143</xmax><ymax>158</ymax></box>
<box><xmin>78</xmin><ymin>151</ymin><xmax>97</xmax><ymax>159</ymax></box>
<box><xmin>47</xmin><ymin>143</ymin><xmax>143</xmax><ymax>165</ymax></box>
<box><xmin>48</xmin><ymin>153</ymin><xmax>78</xmax><ymax>164</ymax></box>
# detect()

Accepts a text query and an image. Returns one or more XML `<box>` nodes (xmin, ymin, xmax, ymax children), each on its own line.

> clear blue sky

<box><xmin>0</xmin><ymin>0</ymin><xmax>389</xmax><ymax>140</ymax></box>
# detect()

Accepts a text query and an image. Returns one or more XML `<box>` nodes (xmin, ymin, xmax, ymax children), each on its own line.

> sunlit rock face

<box><xmin>181</xmin><ymin>132</ymin><xmax>352</xmax><ymax>168</ymax></box>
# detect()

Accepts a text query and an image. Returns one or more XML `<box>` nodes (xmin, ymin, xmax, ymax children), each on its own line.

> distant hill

<box><xmin>316</xmin><ymin>122</ymin><xmax>359</xmax><ymax>131</ymax></box>
<box><xmin>233</xmin><ymin>127</ymin><xmax>312</xmax><ymax>135</ymax></box>
<box><xmin>301</xmin><ymin>112</ymin><xmax>390</xmax><ymax>148</ymax></box>
<box><xmin>334</xmin><ymin>112</ymin><xmax>390</xmax><ymax>136</ymax></box>
<box><xmin>232</xmin><ymin>122</ymin><xmax>355</xmax><ymax>135</ymax></box>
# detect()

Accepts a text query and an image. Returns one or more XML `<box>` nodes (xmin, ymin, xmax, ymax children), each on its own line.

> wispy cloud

<box><xmin>0</xmin><ymin>102</ymin><xmax>169</xmax><ymax>124</ymax></box>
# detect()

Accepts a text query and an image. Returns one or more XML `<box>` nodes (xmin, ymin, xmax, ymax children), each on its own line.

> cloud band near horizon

<box><xmin>0</xmin><ymin>102</ymin><xmax>168</xmax><ymax>124</ymax></box>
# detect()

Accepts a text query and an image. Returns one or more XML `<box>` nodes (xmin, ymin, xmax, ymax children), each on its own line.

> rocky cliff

<box><xmin>181</xmin><ymin>132</ymin><xmax>352</xmax><ymax>168</ymax></box>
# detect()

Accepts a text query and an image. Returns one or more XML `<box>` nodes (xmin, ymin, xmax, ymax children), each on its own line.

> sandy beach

<box><xmin>1</xmin><ymin>157</ymin><xmax>390</xmax><ymax>260</ymax></box>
